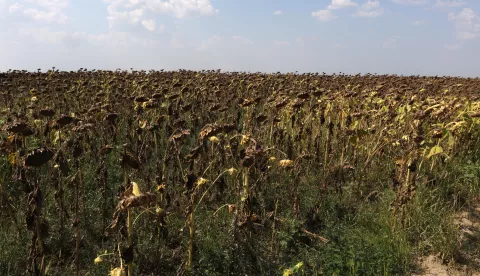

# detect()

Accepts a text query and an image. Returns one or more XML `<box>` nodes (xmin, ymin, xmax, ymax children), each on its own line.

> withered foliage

<box><xmin>2</xmin><ymin>69</ymin><xmax>480</xmax><ymax>275</ymax></box>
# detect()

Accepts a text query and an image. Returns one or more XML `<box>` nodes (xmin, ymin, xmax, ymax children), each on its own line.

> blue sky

<box><xmin>0</xmin><ymin>0</ymin><xmax>479</xmax><ymax>76</ymax></box>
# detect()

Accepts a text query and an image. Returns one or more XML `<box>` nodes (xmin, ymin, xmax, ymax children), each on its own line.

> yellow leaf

<box><xmin>283</xmin><ymin>261</ymin><xmax>303</xmax><ymax>276</ymax></box>
<box><xmin>240</xmin><ymin>135</ymin><xmax>249</xmax><ymax>145</ymax></box>
<box><xmin>94</xmin><ymin>256</ymin><xmax>103</xmax><ymax>264</ymax></box>
<box><xmin>293</xmin><ymin>262</ymin><xmax>303</xmax><ymax>270</ymax></box>
<box><xmin>110</xmin><ymin>267</ymin><xmax>126</xmax><ymax>276</ymax></box>
<box><xmin>448</xmin><ymin>133</ymin><xmax>455</xmax><ymax>148</ymax></box>
<box><xmin>139</xmin><ymin>120</ymin><xmax>147</xmax><ymax>129</ymax></box>
<box><xmin>8</xmin><ymin>152</ymin><xmax>18</xmax><ymax>166</ymax></box>
<box><xmin>132</xmin><ymin>182</ymin><xmax>142</xmax><ymax>196</ymax></box>
<box><xmin>196</xmin><ymin>178</ymin><xmax>209</xmax><ymax>186</ymax></box>
<box><xmin>209</xmin><ymin>136</ymin><xmax>220</xmax><ymax>143</ymax></box>
<box><xmin>53</xmin><ymin>130</ymin><xmax>61</xmax><ymax>145</ymax></box>
<box><xmin>34</xmin><ymin>119</ymin><xmax>42</xmax><ymax>126</ymax></box>
<box><xmin>427</xmin><ymin>146</ymin><xmax>443</xmax><ymax>159</ymax></box>
<box><xmin>278</xmin><ymin>159</ymin><xmax>294</xmax><ymax>168</ymax></box>
<box><xmin>226</xmin><ymin>167</ymin><xmax>238</xmax><ymax>176</ymax></box>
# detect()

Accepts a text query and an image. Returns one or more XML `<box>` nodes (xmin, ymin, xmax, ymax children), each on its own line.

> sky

<box><xmin>0</xmin><ymin>0</ymin><xmax>479</xmax><ymax>77</ymax></box>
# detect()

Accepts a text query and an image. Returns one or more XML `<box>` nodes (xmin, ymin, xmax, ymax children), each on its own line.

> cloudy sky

<box><xmin>0</xmin><ymin>0</ymin><xmax>479</xmax><ymax>76</ymax></box>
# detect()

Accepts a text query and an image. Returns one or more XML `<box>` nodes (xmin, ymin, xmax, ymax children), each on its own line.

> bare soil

<box><xmin>414</xmin><ymin>205</ymin><xmax>480</xmax><ymax>276</ymax></box>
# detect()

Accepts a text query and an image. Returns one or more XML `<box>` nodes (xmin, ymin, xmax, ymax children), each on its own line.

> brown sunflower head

<box><xmin>39</xmin><ymin>108</ymin><xmax>55</xmax><ymax>117</ymax></box>
<box><xmin>24</xmin><ymin>147</ymin><xmax>54</xmax><ymax>167</ymax></box>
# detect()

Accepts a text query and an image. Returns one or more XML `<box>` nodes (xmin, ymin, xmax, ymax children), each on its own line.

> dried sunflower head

<box><xmin>104</xmin><ymin>113</ymin><xmax>119</xmax><ymax>124</ymax></box>
<box><xmin>24</xmin><ymin>147</ymin><xmax>54</xmax><ymax>167</ymax></box>
<box><xmin>199</xmin><ymin>123</ymin><xmax>222</xmax><ymax>141</ymax></box>
<box><xmin>241</xmin><ymin>155</ymin><xmax>254</xmax><ymax>168</ymax></box>
<box><xmin>134</xmin><ymin>96</ymin><xmax>149</xmax><ymax>103</ymax></box>
<box><xmin>156</xmin><ymin>207</ymin><xmax>167</xmax><ymax>218</ymax></box>
<box><xmin>39</xmin><ymin>108</ymin><xmax>55</xmax><ymax>117</ymax></box>
<box><xmin>6</xmin><ymin>122</ymin><xmax>29</xmax><ymax>134</ymax></box>
<box><xmin>227</xmin><ymin>204</ymin><xmax>236</xmax><ymax>213</ymax></box>
<box><xmin>121</xmin><ymin>150</ymin><xmax>141</xmax><ymax>170</ymax></box>
<box><xmin>156</xmin><ymin>183</ymin><xmax>166</xmax><ymax>194</ymax></box>
<box><xmin>55</xmin><ymin>115</ymin><xmax>74</xmax><ymax>128</ymax></box>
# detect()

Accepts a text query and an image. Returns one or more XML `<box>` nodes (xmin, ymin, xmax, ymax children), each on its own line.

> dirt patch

<box><xmin>414</xmin><ymin>205</ymin><xmax>480</xmax><ymax>276</ymax></box>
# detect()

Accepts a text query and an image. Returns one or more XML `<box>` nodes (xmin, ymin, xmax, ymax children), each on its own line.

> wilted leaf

<box><xmin>110</xmin><ymin>267</ymin><xmax>126</xmax><ymax>276</ymax></box>
<box><xmin>117</xmin><ymin>193</ymin><xmax>156</xmax><ymax>211</ymax></box>
<box><xmin>226</xmin><ymin>167</ymin><xmax>238</xmax><ymax>176</ymax></box>
<box><xmin>132</xmin><ymin>182</ymin><xmax>142</xmax><ymax>196</ymax></box>
<box><xmin>426</xmin><ymin>146</ymin><xmax>443</xmax><ymax>159</ymax></box>
<box><xmin>278</xmin><ymin>159</ymin><xmax>294</xmax><ymax>168</ymax></box>
<box><xmin>8</xmin><ymin>152</ymin><xmax>19</xmax><ymax>166</ymax></box>
<box><xmin>94</xmin><ymin>256</ymin><xmax>103</xmax><ymax>264</ymax></box>
<box><xmin>196</xmin><ymin>177</ymin><xmax>209</xmax><ymax>187</ymax></box>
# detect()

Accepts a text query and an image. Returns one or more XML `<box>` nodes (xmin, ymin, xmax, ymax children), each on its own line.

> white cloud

<box><xmin>312</xmin><ymin>9</ymin><xmax>337</xmax><ymax>21</ymax></box>
<box><xmin>295</xmin><ymin>36</ymin><xmax>305</xmax><ymax>47</ymax></box>
<box><xmin>273</xmin><ymin>10</ymin><xmax>282</xmax><ymax>15</ymax></box>
<box><xmin>392</xmin><ymin>0</ymin><xmax>428</xmax><ymax>5</ymax></box>
<box><xmin>355</xmin><ymin>0</ymin><xmax>383</xmax><ymax>17</ymax></box>
<box><xmin>197</xmin><ymin>35</ymin><xmax>222</xmax><ymax>51</ymax></box>
<box><xmin>105</xmin><ymin>0</ymin><xmax>218</xmax><ymax>32</ymax></box>
<box><xmin>328</xmin><ymin>0</ymin><xmax>357</xmax><ymax>10</ymax></box>
<box><xmin>7</xmin><ymin>0</ymin><xmax>69</xmax><ymax>23</ymax></box>
<box><xmin>107</xmin><ymin>6</ymin><xmax>144</xmax><ymax>27</ymax></box>
<box><xmin>26</xmin><ymin>0</ymin><xmax>68</xmax><ymax>9</ymax></box>
<box><xmin>17</xmin><ymin>27</ymin><xmax>162</xmax><ymax>48</ymax></box>
<box><xmin>448</xmin><ymin>8</ymin><xmax>480</xmax><ymax>40</ymax></box>
<box><xmin>232</xmin><ymin>36</ymin><xmax>253</xmax><ymax>45</ymax></box>
<box><xmin>23</xmin><ymin>7</ymin><xmax>67</xmax><ymax>23</ymax></box>
<box><xmin>273</xmin><ymin>40</ymin><xmax>290</xmax><ymax>46</ymax></box>
<box><xmin>141</xmin><ymin>18</ymin><xmax>156</xmax><ymax>31</ymax></box>
<box><xmin>18</xmin><ymin>27</ymin><xmax>63</xmax><ymax>43</ymax></box>
<box><xmin>313</xmin><ymin>0</ymin><xmax>357</xmax><ymax>21</ymax></box>
<box><xmin>170</xmin><ymin>37</ymin><xmax>185</xmax><ymax>49</ymax></box>
<box><xmin>412</xmin><ymin>19</ymin><xmax>428</xmax><ymax>25</ymax></box>
<box><xmin>444</xmin><ymin>43</ymin><xmax>461</xmax><ymax>50</ymax></box>
<box><xmin>0</xmin><ymin>0</ymin><xmax>6</xmax><ymax>15</ymax></box>
<box><xmin>449</xmin><ymin>8</ymin><xmax>476</xmax><ymax>23</ymax></box>
<box><xmin>434</xmin><ymin>0</ymin><xmax>466</xmax><ymax>9</ymax></box>
<box><xmin>383</xmin><ymin>36</ymin><xmax>399</xmax><ymax>47</ymax></box>
<box><xmin>334</xmin><ymin>43</ymin><xmax>349</xmax><ymax>48</ymax></box>
<box><xmin>9</xmin><ymin>3</ymin><xmax>23</xmax><ymax>13</ymax></box>
<box><xmin>125</xmin><ymin>0</ymin><xmax>143</xmax><ymax>8</ymax></box>
<box><xmin>456</xmin><ymin>31</ymin><xmax>477</xmax><ymax>39</ymax></box>
<box><xmin>145</xmin><ymin>0</ymin><xmax>218</xmax><ymax>19</ymax></box>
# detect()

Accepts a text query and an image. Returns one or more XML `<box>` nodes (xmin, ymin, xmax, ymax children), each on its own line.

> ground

<box><xmin>415</xmin><ymin>204</ymin><xmax>480</xmax><ymax>276</ymax></box>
